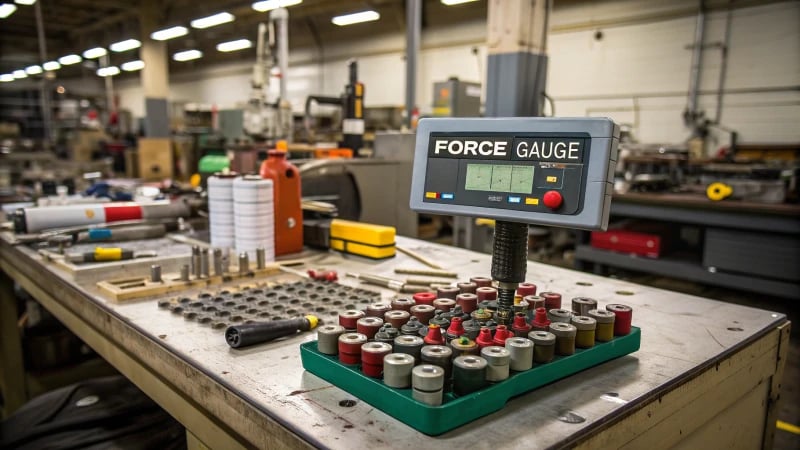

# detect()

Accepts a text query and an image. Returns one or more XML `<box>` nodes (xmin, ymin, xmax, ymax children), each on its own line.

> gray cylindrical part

<box><xmin>548</xmin><ymin>308</ymin><xmax>573</xmax><ymax>323</ymax></box>
<box><xmin>505</xmin><ymin>337</ymin><xmax>534</xmax><ymax>371</ymax></box>
<box><xmin>150</xmin><ymin>264</ymin><xmax>162</xmax><ymax>283</ymax></box>
<box><xmin>317</xmin><ymin>324</ymin><xmax>345</xmax><ymax>355</ymax></box>
<box><xmin>572</xmin><ymin>297</ymin><xmax>598</xmax><ymax>317</ymax></box>
<box><xmin>180</xmin><ymin>264</ymin><xmax>190</xmax><ymax>281</ymax></box>
<box><xmin>393</xmin><ymin>335</ymin><xmax>424</xmax><ymax>362</ymax></box>
<box><xmin>239</xmin><ymin>252</ymin><xmax>249</xmax><ymax>274</ymax></box>
<box><xmin>200</xmin><ymin>248</ymin><xmax>209</xmax><ymax>278</ymax></box>
<box><xmin>191</xmin><ymin>246</ymin><xmax>200</xmax><ymax>278</ymax></box>
<box><xmin>420</xmin><ymin>345</ymin><xmax>453</xmax><ymax>380</ymax></box>
<box><xmin>412</xmin><ymin>364</ymin><xmax>444</xmax><ymax>392</ymax></box>
<box><xmin>452</xmin><ymin>355</ymin><xmax>488</xmax><ymax>395</ymax></box>
<box><xmin>383</xmin><ymin>353</ymin><xmax>415</xmax><ymax>388</ymax></box>
<box><xmin>256</xmin><ymin>247</ymin><xmax>266</xmax><ymax>270</ymax></box>
<box><xmin>213</xmin><ymin>248</ymin><xmax>223</xmax><ymax>276</ymax></box>
<box><xmin>412</xmin><ymin>387</ymin><xmax>442</xmax><ymax>406</ymax></box>
<box><xmin>480</xmin><ymin>346</ymin><xmax>510</xmax><ymax>382</ymax></box>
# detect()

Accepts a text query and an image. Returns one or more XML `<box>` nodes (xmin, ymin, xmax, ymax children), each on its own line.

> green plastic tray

<box><xmin>300</xmin><ymin>327</ymin><xmax>641</xmax><ymax>435</ymax></box>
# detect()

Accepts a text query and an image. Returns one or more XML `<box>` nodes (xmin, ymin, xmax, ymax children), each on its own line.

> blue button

<box><xmin>441</xmin><ymin>193</ymin><xmax>454</xmax><ymax>200</ymax></box>
<box><xmin>508</xmin><ymin>196</ymin><xmax>521</xmax><ymax>203</ymax></box>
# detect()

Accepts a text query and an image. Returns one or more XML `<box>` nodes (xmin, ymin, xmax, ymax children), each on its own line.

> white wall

<box><xmin>115</xmin><ymin>1</ymin><xmax>799</xmax><ymax>146</ymax></box>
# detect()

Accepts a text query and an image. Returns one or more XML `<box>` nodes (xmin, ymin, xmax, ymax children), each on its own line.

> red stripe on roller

<box><xmin>103</xmin><ymin>203</ymin><xmax>143</xmax><ymax>222</ymax></box>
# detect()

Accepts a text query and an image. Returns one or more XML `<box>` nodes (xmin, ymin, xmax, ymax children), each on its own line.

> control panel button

<box><xmin>543</xmin><ymin>190</ymin><xmax>563</xmax><ymax>210</ymax></box>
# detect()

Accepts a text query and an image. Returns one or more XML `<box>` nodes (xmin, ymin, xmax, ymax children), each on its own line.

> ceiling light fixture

<box><xmin>173</xmin><ymin>49</ymin><xmax>202</xmax><ymax>62</ymax></box>
<box><xmin>191</xmin><ymin>12</ymin><xmax>234</xmax><ymax>29</ymax></box>
<box><xmin>440</xmin><ymin>0</ymin><xmax>479</xmax><ymax>5</ymax></box>
<box><xmin>25</xmin><ymin>65</ymin><xmax>42</xmax><ymax>75</ymax></box>
<box><xmin>97</xmin><ymin>66</ymin><xmax>120</xmax><ymax>77</ymax></box>
<box><xmin>332</xmin><ymin>10</ymin><xmax>380</xmax><ymax>26</ymax></box>
<box><xmin>110</xmin><ymin>38</ymin><xmax>141</xmax><ymax>52</ymax></box>
<box><xmin>217</xmin><ymin>38</ymin><xmax>252</xmax><ymax>52</ymax></box>
<box><xmin>43</xmin><ymin>61</ymin><xmax>61</xmax><ymax>71</ymax></box>
<box><xmin>14</xmin><ymin>0</ymin><xmax>35</xmax><ymax>4</ymax></box>
<box><xmin>252</xmin><ymin>0</ymin><xmax>301</xmax><ymax>12</ymax></box>
<box><xmin>0</xmin><ymin>3</ymin><xmax>17</xmax><ymax>18</ymax></box>
<box><xmin>121</xmin><ymin>60</ymin><xmax>145</xmax><ymax>71</ymax></box>
<box><xmin>151</xmin><ymin>26</ymin><xmax>188</xmax><ymax>41</ymax></box>
<box><xmin>82</xmin><ymin>47</ymin><xmax>107</xmax><ymax>59</ymax></box>
<box><xmin>12</xmin><ymin>70</ymin><xmax>26</xmax><ymax>79</ymax></box>
<box><xmin>0</xmin><ymin>74</ymin><xmax>14</xmax><ymax>82</ymax></box>
<box><xmin>58</xmin><ymin>54</ymin><xmax>82</xmax><ymax>65</ymax></box>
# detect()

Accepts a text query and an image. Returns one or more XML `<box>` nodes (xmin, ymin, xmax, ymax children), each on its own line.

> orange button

<box><xmin>543</xmin><ymin>191</ymin><xmax>563</xmax><ymax>209</ymax></box>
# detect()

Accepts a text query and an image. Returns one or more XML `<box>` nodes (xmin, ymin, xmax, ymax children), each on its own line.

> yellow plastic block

<box><xmin>329</xmin><ymin>219</ymin><xmax>396</xmax><ymax>260</ymax></box>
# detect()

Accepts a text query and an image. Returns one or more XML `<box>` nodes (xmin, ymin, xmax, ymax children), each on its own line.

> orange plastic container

<box><xmin>259</xmin><ymin>144</ymin><xmax>303</xmax><ymax>255</ymax></box>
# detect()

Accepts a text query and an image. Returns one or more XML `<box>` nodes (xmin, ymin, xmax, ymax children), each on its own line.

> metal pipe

<box><xmin>685</xmin><ymin>2</ymin><xmax>706</xmax><ymax>128</ymax></box>
<box><xmin>405</xmin><ymin>0</ymin><xmax>421</xmax><ymax>128</ymax></box>
<box><xmin>272</xmin><ymin>7</ymin><xmax>289</xmax><ymax>101</ymax></box>
<box><xmin>34</xmin><ymin>0</ymin><xmax>52</xmax><ymax>146</ymax></box>
<box><xmin>715</xmin><ymin>2</ymin><xmax>733</xmax><ymax>124</ymax></box>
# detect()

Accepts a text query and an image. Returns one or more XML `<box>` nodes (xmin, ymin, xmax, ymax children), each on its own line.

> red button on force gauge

<box><xmin>543</xmin><ymin>191</ymin><xmax>563</xmax><ymax>210</ymax></box>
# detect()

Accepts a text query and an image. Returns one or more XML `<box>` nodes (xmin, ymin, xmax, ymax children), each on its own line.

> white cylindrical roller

<box><xmin>232</xmin><ymin>175</ymin><xmax>275</xmax><ymax>262</ymax></box>
<box><xmin>208</xmin><ymin>174</ymin><xmax>239</xmax><ymax>249</ymax></box>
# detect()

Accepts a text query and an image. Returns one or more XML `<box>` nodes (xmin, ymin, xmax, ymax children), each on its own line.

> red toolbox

<box><xmin>591</xmin><ymin>229</ymin><xmax>664</xmax><ymax>258</ymax></box>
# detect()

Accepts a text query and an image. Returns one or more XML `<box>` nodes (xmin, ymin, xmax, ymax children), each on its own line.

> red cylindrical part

<box><xmin>360</xmin><ymin>342</ymin><xmax>392</xmax><ymax>378</ymax></box>
<box><xmin>606</xmin><ymin>304</ymin><xmax>633</xmax><ymax>336</ymax></box>
<box><xmin>338</xmin><ymin>310</ymin><xmax>365</xmax><ymax>329</ymax></box>
<box><xmin>457</xmin><ymin>282</ymin><xmax>477</xmax><ymax>294</ymax></box>
<box><xmin>456</xmin><ymin>293</ymin><xmax>478</xmax><ymax>314</ymax></box>
<box><xmin>338</xmin><ymin>333</ymin><xmax>367</xmax><ymax>365</ymax></box>
<box><xmin>476</xmin><ymin>287</ymin><xmax>498</xmax><ymax>302</ymax></box>
<box><xmin>413</xmin><ymin>292</ymin><xmax>436</xmax><ymax>306</ymax></box>
<box><xmin>541</xmin><ymin>292</ymin><xmax>562</xmax><ymax>310</ymax></box>
<box><xmin>476</xmin><ymin>327</ymin><xmax>494</xmax><ymax>349</ymax></box>
<box><xmin>531</xmin><ymin>307</ymin><xmax>551</xmax><ymax>331</ymax></box>
<box><xmin>366</xmin><ymin>302</ymin><xmax>391</xmax><ymax>318</ymax></box>
<box><xmin>512</xmin><ymin>313</ymin><xmax>532</xmax><ymax>337</ymax></box>
<box><xmin>410</xmin><ymin>304</ymin><xmax>436</xmax><ymax>325</ymax></box>
<box><xmin>356</xmin><ymin>317</ymin><xmax>384</xmax><ymax>339</ymax></box>
<box><xmin>432</xmin><ymin>298</ymin><xmax>456</xmax><ymax>312</ymax></box>
<box><xmin>516</xmin><ymin>282</ymin><xmax>537</xmax><ymax>297</ymax></box>
<box><xmin>423</xmin><ymin>324</ymin><xmax>445</xmax><ymax>345</ymax></box>
<box><xmin>384</xmin><ymin>310</ymin><xmax>410</xmax><ymax>329</ymax></box>
<box><xmin>436</xmin><ymin>286</ymin><xmax>460</xmax><ymax>300</ymax></box>
<box><xmin>446</xmin><ymin>316</ymin><xmax>465</xmax><ymax>339</ymax></box>
<box><xmin>492</xmin><ymin>325</ymin><xmax>512</xmax><ymax>345</ymax></box>
<box><xmin>391</xmin><ymin>298</ymin><xmax>415</xmax><ymax>312</ymax></box>
<box><xmin>103</xmin><ymin>203</ymin><xmax>144</xmax><ymax>222</ymax></box>
<box><xmin>469</xmin><ymin>276</ymin><xmax>493</xmax><ymax>288</ymax></box>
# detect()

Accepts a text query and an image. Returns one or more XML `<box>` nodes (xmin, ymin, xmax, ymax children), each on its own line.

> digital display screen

<box><xmin>465</xmin><ymin>164</ymin><xmax>534</xmax><ymax>194</ymax></box>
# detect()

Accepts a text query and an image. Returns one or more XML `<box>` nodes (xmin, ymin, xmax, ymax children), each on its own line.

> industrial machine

<box><xmin>432</xmin><ymin>77</ymin><xmax>481</xmax><ymax>117</ymax></box>
<box><xmin>410</xmin><ymin>117</ymin><xmax>620</xmax><ymax>323</ymax></box>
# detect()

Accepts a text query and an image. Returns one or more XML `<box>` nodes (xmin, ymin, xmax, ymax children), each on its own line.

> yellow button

<box><xmin>546</xmin><ymin>176</ymin><xmax>558</xmax><ymax>183</ymax></box>
<box><xmin>525</xmin><ymin>197</ymin><xmax>539</xmax><ymax>205</ymax></box>
<box><xmin>425</xmin><ymin>192</ymin><xmax>437</xmax><ymax>199</ymax></box>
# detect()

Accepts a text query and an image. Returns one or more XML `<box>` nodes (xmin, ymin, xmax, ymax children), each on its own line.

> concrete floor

<box><xmin>616</xmin><ymin>272</ymin><xmax>800</xmax><ymax>450</ymax></box>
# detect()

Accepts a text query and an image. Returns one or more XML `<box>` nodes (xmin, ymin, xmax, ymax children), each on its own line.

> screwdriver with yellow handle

<box><xmin>66</xmin><ymin>247</ymin><xmax>158</xmax><ymax>263</ymax></box>
<box><xmin>225</xmin><ymin>315</ymin><xmax>319</xmax><ymax>348</ymax></box>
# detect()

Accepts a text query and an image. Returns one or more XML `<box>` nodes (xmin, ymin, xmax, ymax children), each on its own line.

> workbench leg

<box><xmin>0</xmin><ymin>271</ymin><xmax>27</xmax><ymax>417</ymax></box>
<box><xmin>186</xmin><ymin>430</ymin><xmax>211</xmax><ymax>450</ymax></box>
<box><xmin>763</xmin><ymin>322</ymin><xmax>791</xmax><ymax>450</ymax></box>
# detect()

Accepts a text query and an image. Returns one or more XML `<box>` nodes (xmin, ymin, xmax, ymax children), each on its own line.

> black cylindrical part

<box><xmin>491</xmin><ymin>221</ymin><xmax>529</xmax><ymax>284</ymax></box>
<box><xmin>225</xmin><ymin>317</ymin><xmax>312</xmax><ymax>348</ymax></box>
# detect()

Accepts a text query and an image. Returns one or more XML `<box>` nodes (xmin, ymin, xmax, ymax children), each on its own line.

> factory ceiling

<box><xmin>0</xmin><ymin>0</ymin><xmax>487</xmax><ymax>78</ymax></box>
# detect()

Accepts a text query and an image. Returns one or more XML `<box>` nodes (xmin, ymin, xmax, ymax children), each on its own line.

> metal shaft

<box><xmin>239</xmin><ymin>252</ymin><xmax>250</xmax><ymax>275</ymax></box>
<box><xmin>213</xmin><ymin>248</ymin><xmax>223</xmax><ymax>276</ymax></box>
<box><xmin>150</xmin><ymin>264</ymin><xmax>162</xmax><ymax>282</ymax></box>
<box><xmin>491</xmin><ymin>221</ymin><xmax>529</xmax><ymax>325</ymax></box>
<box><xmin>256</xmin><ymin>247</ymin><xmax>266</xmax><ymax>270</ymax></box>
<box><xmin>200</xmin><ymin>248</ymin><xmax>210</xmax><ymax>278</ymax></box>
<box><xmin>191</xmin><ymin>245</ymin><xmax>200</xmax><ymax>278</ymax></box>
<box><xmin>180</xmin><ymin>264</ymin><xmax>190</xmax><ymax>281</ymax></box>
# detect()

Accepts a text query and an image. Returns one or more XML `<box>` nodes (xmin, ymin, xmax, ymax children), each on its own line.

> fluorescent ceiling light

<box><xmin>0</xmin><ymin>3</ymin><xmax>17</xmax><ymax>18</ymax></box>
<box><xmin>173</xmin><ymin>49</ymin><xmax>202</xmax><ymax>62</ymax></box>
<box><xmin>97</xmin><ymin>66</ymin><xmax>120</xmax><ymax>77</ymax></box>
<box><xmin>25</xmin><ymin>65</ymin><xmax>42</xmax><ymax>75</ymax></box>
<box><xmin>151</xmin><ymin>26</ymin><xmax>188</xmax><ymax>41</ymax></box>
<box><xmin>15</xmin><ymin>0</ymin><xmax>35</xmax><ymax>4</ymax></box>
<box><xmin>83</xmin><ymin>47</ymin><xmax>107</xmax><ymax>59</ymax></box>
<box><xmin>441</xmin><ymin>0</ymin><xmax>479</xmax><ymax>5</ymax></box>
<box><xmin>110</xmin><ymin>38</ymin><xmax>141</xmax><ymax>52</ymax></box>
<box><xmin>0</xmin><ymin>74</ymin><xmax>14</xmax><ymax>82</ymax></box>
<box><xmin>332</xmin><ymin>10</ymin><xmax>380</xmax><ymax>26</ymax></box>
<box><xmin>12</xmin><ymin>70</ymin><xmax>26</xmax><ymax>79</ymax></box>
<box><xmin>59</xmin><ymin>54</ymin><xmax>82</xmax><ymax>65</ymax></box>
<box><xmin>191</xmin><ymin>12</ymin><xmax>234</xmax><ymax>29</ymax></box>
<box><xmin>252</xmin><ymin>0</ymin><xmax>301</xmax><ymax>12</ymax></box>
<box><xmin>217</xmin><ymin>38</ymin><xmax>252</xmax><ymax>52</ymax></box>
<box><xmin>121</xmin><ymin>60</ymin><xmax>145</xmax><ymax>71</ymax></box>
<box><xmin>43</xmin><ymin>61</ymin><xmax>61</xmax><ymax>71</ymax></box>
